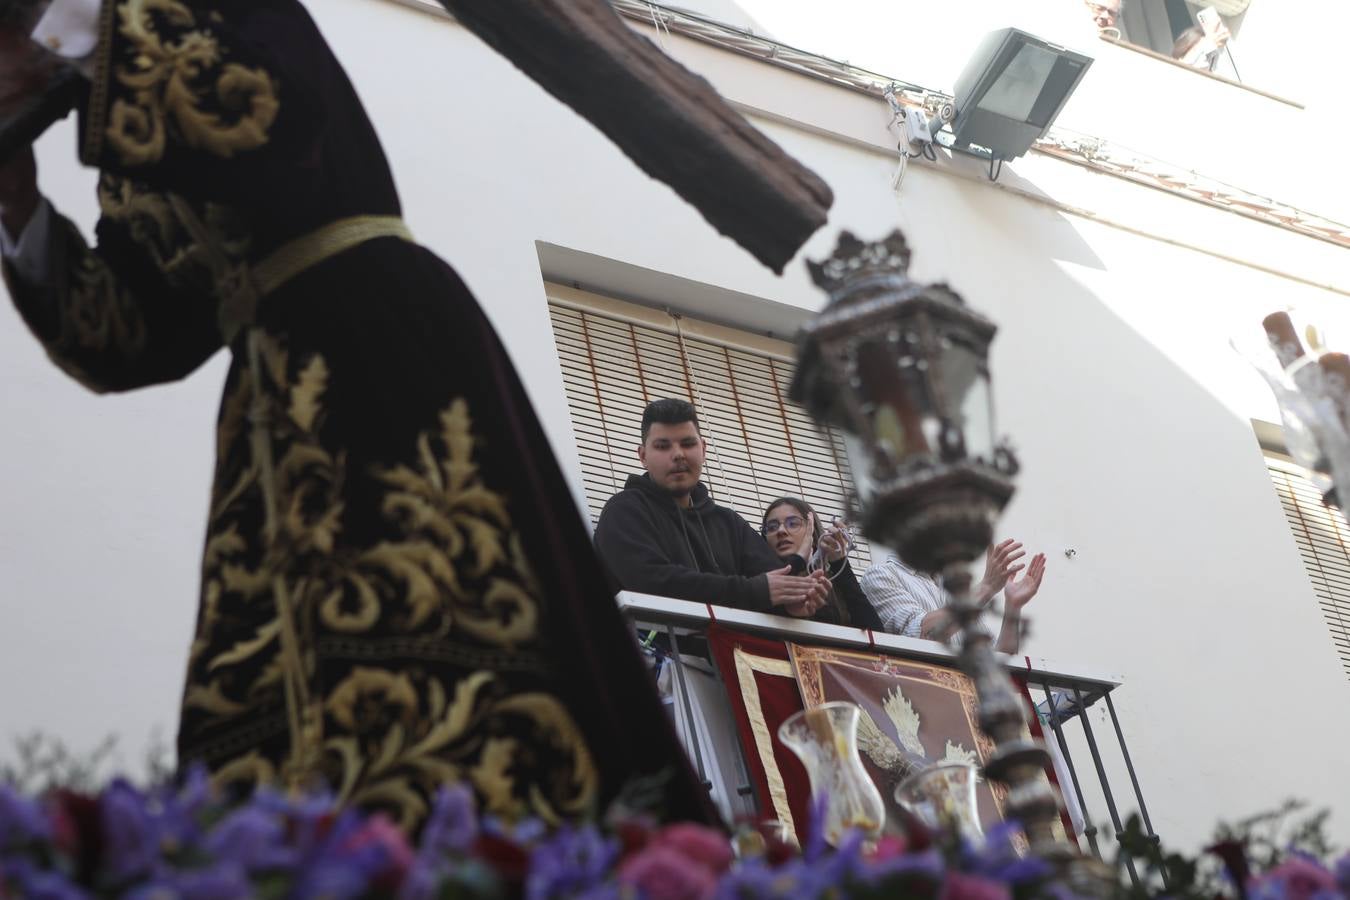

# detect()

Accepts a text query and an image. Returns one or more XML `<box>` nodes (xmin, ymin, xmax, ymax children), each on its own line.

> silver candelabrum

<box><xmin>789</xmin><ymin>229</ymin><xmax>1067</xmax><ymax>858</ymax></box>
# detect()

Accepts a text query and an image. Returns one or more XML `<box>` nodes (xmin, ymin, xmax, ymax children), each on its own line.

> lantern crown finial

<box><xmin>806</xmin><ymin>230</ymin><xmax>912</xmax><ymax>296</ymax></box>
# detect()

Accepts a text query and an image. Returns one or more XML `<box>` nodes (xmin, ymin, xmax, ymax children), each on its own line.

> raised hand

<box><xmin>818</xmin><ymin>519</ymin><xmax>851</xmax><ymax>562</ymax></box>
<box><xmin>1003</xmin><ymin>552</ymin><xmax>1046</xmax><ymax>611</ymax></box>
<box><xmin>789</xmin><ymin>512</ymin><xmax>815</xmax><ymax>560</ymax></box>
<box><xmin>976</xmin><ymin>538</ymin><xmax>1026</xmax><ymax>604</ymax></box>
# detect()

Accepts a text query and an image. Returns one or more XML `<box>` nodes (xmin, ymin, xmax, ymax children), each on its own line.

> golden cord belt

<box><xmin>225</xmin><ymin>214</ymin><xmax>413</xmax><ymax>344</ymax></box>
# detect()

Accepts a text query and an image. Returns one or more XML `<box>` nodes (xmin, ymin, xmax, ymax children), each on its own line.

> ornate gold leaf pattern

<box><xmin>97</xmin><ymin>174</ymin><xmax>251</xmax><ymax>296</ymax></box>
<box><xmin>181</xmin><ymin>334</ymin><xmax>595</xmax><ymax>825</ymax></box>
<box><xmin>30</xmin><ymin>216</ymin><xmax>152</xmax><ymax>393</ymax></box>
<box><xmin>105</xmin><ymin>0</ymin><xmax>279</xmax><ymax>165</ymax></box>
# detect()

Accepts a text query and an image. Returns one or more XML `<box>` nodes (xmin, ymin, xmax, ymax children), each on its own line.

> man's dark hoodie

<box><xmin>594</xmin><ymin>473</ymin><xmax>783</xmax><ymax>612</ymax></box>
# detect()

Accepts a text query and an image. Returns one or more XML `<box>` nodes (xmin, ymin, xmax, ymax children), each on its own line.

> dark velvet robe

<box><xmin>4</xmin><ymin>0</ymin><xmax>711</xmax><ymax>829</ymax></box>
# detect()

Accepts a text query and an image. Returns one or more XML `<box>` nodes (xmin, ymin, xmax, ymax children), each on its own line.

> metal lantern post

<box><xmin>790</xmin><ymin>230</ymin><xmax>1065</xmax><ymax>856</ymax></box>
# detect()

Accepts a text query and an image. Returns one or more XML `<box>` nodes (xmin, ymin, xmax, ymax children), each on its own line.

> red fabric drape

<box><xmin>705</xmin><ymin>626</ymin><xmax>814</xmax><ymax>841</ymax></box>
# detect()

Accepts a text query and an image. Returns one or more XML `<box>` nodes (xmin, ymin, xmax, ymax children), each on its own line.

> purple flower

<box><xmin>203</xmin><ymin>805</ymin><xmax>297</xmax><ymax>872</ymax></box>
<box><xmin>1334</xmin><ymin>852</ymin><xmax>1350</xmax><ymax>894</ymax></box>
<box><xmin>400</xmin><ymin>857</ymin><xmax>503</xmax><ymax>900</ymax></box>
<box><xmin>169</xmin><ymin>766</ymin><xmax>214</xmax><ymax>822</ymax></box>
<box><xmin>963</xmin><ymin>822</ymin><xmax>1051</xmax><ymax>885</ymax></box>
<box><xmin>398</xmin><ymin>863</ymin><xmax>441</xmax><ymax>900</ymax></box>
<box><xmin>123</xmin><ymin>862</ymin><xmax>253</xmax><ymax>900</ymax></box>
<box><xmin>802</xmin><ymin>793</ymin><xmax>830</xmax><ymax>863</ymax></box>
<box><xmin>418</xmin><ymin>784</ymin><xmax>478</xmax><ymax>856</ymax></box>
<box><xmin>798</xmin><ymin>828</ymin><xmax>868</xmax><ymax>890</ymax></box>
<box><xmin>248</xmin><ymin>786</ymin><xmax>336</xmax><ymax>855</ymax></box>
<box><xmin>526</xmin><ymin>825</ymin><xmax>618</xmax><ymax>900</ymax></box>
<box><xmin>292</xmin><ymin>862</ymin><xmax>376</xmax><ymax>900</ymax></box>
<box><xmin>290</xmin><ymin>808</ymin><xmax>393</xmax><ymax>900</ymax></box>
<box><xmin>482</xmin><ymin>814</ymin><xmax>548</xmax><ymax>846</ymax></box>
<box><xmin>98</xmin><ymin>771</ymin><xmax>215</xmax><ymax>887</ymax></box>
<box><xmin>713</xmin><ymin>857</ymin><xmax>780</xmax><ymax>899</ymax></box>
<box><xmin>862</xmin><ymin>845</ymin><xmax>945</xmax><ymax>891</ymax></box>
<box><xmin>572</xmin><ymin>886</ymin><xmax>625</xmax><ymax>900</ymax></box>
<box><xmin>399</xmin><ymin>785</ymin><xmax>486</xmax><ymax>900</ymax></box>
<box><xmin>0</xmin><ymin>783</ymin><xmax>51</xmax><ymax>848</ymax></box>
<box><xmin>1251</xmin><ymin>857</ymin><xmax>1339</xmax><ymax>900</ymax></box>
<box><xmin>99</xmin><ymin>780</ymin><xmax>161</xmax><ymax>883</ymax></box>
<box><xmin>716</xmin><ymin>855</ymin><xmax>840</xmax><ymax>899</ymax></box>
<box><xmin>1</xmin><ymin>858</ymin><xmax>91</xmax><ymax>899</ymax></box>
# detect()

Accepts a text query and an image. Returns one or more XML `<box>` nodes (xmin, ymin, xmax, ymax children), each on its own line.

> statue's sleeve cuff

<box><xmin>30</xmin><ymin>0</ymin><xmax>101</xmax><ymax>74</ymax></box>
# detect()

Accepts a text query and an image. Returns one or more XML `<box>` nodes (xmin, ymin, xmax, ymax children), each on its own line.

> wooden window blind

<box><xmin>548</xmin><ymin>289</ymin><xmax>872</xmax><ymax>570</ymax></box>
<box><xmin>1266</xmin><ymin>455</ymin><xmax>1350</xmax><ymax>679</ymax></box>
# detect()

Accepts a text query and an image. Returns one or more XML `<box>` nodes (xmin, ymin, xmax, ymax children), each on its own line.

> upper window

<box><xmin>1084</xmin><ymin>0</ymin><xmax>1247</xmax><ymax>79</ymax></box>
<box><xmin>546</xmin><ymin>285</ymin><xmax>873</xmax><ymax>570</ymax></box>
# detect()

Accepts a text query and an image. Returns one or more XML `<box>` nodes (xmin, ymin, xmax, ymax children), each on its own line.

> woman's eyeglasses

<box><xmin>762</xmin><ymin>516</ymin><xmax>806</xmax><ymax>535</ymax></box>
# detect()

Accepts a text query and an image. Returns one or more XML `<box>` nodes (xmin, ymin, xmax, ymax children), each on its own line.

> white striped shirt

<box><xmin>859</xmin><ymin>556</ymin><xmax>950</xmax><ymax>638</ymax></box>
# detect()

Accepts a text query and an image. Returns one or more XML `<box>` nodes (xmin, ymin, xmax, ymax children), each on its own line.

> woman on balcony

<box><xmin>760</xmin><ymin>497</ymin><xmax>884</xmax><ymax>631</ymax></box>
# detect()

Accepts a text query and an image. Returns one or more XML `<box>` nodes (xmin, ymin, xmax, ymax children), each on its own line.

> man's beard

<box><xmin>663</xmin><ymin>470</ymin><xmax>696</xmax><ymax>496</ymax></box>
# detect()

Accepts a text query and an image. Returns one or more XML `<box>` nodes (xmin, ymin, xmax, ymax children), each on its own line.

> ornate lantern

<box><xmin>792</xmin><ymin>230</ymin><xmax>1068</xmax><ymax>860</ymax></box>
<box><xmin>790</xmin><ymin>230</ymin><xmax>1018</xmax><ymax>575</ymax></box>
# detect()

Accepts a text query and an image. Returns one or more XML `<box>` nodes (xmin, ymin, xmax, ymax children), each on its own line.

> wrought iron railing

<box><xmin>617</xmin><ymin>591</ymin><xmax>1157</xmax><ymax>880</ymax></box>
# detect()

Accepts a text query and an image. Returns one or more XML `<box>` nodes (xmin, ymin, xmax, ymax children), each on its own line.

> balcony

<box><xmin>618</xmin><ymin>591</ymin><xmax>1156</xmax><ymax>880</ymax></box>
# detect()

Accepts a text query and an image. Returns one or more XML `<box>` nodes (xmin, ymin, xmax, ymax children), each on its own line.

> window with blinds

<box><xmin>1266</xmin><ymin>455</ymin><xmax>1350</xmax><ymax>679</ymax></box>
<box><xmin>547</xmin><ymin>286</ymin><xmax>872</xmax><ymax>570</ymax></box>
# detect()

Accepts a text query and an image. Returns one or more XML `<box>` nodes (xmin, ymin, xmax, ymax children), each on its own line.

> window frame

<box><xmin>545</xmin><ymin>282</ymin><xmax>874</xmax><ymax>571</ymax></box>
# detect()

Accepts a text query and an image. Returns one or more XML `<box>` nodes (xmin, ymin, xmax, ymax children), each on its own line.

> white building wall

<box><xmin>2</xmin><ymin>0</ymin><xmax>1347</xmax><ymax>850</ymax></box>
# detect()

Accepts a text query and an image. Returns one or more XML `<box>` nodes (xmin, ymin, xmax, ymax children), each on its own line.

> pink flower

<box><xmin>652</xmin><ymin>823</ymin><xmax>734</xmax><ymax>874</ymax></box>
<box><xmin>1256</xmin><ymin>857</ymin><xmax>1338</xmax><ymax>900</ymax></box>
<box><xmin>940</xmin><ymin>871</ymin><xmax>1011</xmax><ymax>900</ymax></box>
<box><xmin>619</xmin><ymin>844</ymin><xmax>719</xmax><ymax>900</ymax></box>
<box><xmin>344</xmin><ymin>813</ymin><xmax>414</xmax><ymax>889</ymax></box>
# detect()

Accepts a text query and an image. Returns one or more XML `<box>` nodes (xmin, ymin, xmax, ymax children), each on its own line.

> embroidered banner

<box><xmin>788</xmin><ymin>643</ymin><xmax>1072</xmax><ymax>843</ymax></box>
<box><xmin>706</xmin><ymin>627</ymin><xmax>1074</xmax><ymax>846</ymax></box>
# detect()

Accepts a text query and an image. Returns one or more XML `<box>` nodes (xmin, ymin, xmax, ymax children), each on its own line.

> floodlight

<box><xmin>951</xmin><ymin>29</ymin><xmax>1092</xmax><ymax>163</ymax></box>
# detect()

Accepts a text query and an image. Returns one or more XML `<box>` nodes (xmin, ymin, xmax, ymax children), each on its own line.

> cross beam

<box><xmin>436</xmin><ymin>0</ymin><xmax>834</xmax><ymax>274</ymax></box>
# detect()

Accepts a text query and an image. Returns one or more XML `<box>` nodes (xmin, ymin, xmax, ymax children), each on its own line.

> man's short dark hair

<box><xmin>641</xmin><ymin>398</ymin><xmax>700</xmax><ymax>440</ymax></box>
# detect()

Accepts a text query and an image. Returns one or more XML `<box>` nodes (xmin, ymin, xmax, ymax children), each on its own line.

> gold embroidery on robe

<box><xmin>98</xmin><ymin>175</ymin><xmax>252</xmax><ymax>292</ymax></box>
<box><xmin>103</xmin><ymin>0</ymin><xmax>280</xmax><ymax>166</ymax></box>
<box><xmin>188</xmin><ymin>332</ymin><xmax>597</xmax><ymax>826</ymax></box>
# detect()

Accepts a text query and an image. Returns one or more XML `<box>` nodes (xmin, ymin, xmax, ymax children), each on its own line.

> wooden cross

<box><xmin>437</xmin><ymin>0</ymin><xmax>834</xmax><ymax>274</ymax></box>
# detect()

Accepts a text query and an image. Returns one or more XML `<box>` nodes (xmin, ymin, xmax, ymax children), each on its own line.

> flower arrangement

<box><xmin>1</xmin><ymin>768</ymin><xmax>1348</xmax><ymax>900</ymax></box>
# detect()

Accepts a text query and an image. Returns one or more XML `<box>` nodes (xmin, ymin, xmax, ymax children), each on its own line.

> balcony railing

<box><xmin>617</xmin><ymin>591</ymin><xmax>1157</xmax><ymax>878</ymax></box>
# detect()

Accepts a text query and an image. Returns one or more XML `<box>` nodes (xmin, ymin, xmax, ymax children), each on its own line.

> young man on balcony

<box><xmin>594</xmin><ymin>398</ymin><xmax>830</xmax><ymax>616</ymax></box>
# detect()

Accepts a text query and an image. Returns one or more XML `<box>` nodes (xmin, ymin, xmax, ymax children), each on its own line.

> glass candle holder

<box><xmin>894</xmin><ymin>761</ymin><xmax>984</xmax><ymax>843</ymax></box>
<box><xmin>777</xmin><ymin>702</ymin><xmax>886</xmax><ymax>845</ymax></box>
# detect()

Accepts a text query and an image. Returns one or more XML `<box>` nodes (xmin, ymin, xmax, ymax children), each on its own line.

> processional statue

<box><xmin>0</xmin><ymin>0</ymin><xmax>832</xmax><ymax>829</ymax></box>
